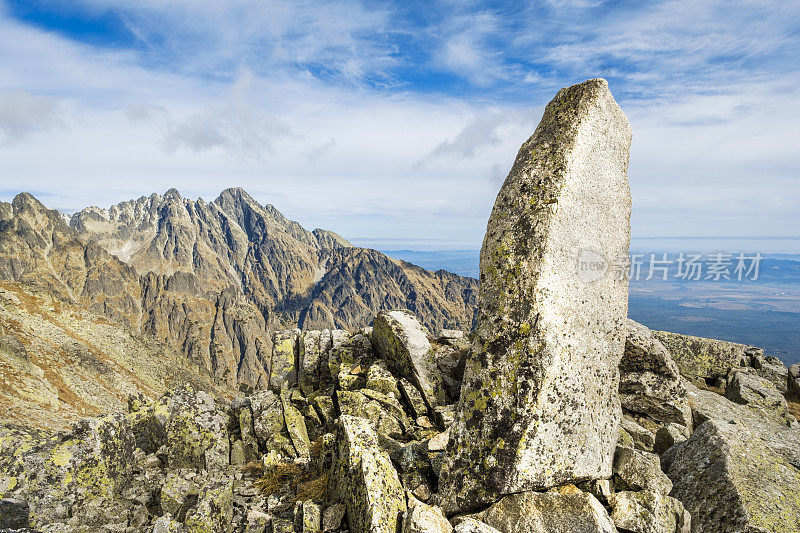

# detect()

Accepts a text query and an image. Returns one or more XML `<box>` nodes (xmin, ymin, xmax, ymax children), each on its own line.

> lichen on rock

<box><xmin>440</xmin><ymin>78</ymin><xmax>632</xmax><ymax>512</ymax></box>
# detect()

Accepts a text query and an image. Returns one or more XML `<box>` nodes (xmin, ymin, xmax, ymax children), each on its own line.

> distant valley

<box><xmin>383</xmin><ymin>249</ymin><xmax>800</xmax><ymax>365</ymax></box>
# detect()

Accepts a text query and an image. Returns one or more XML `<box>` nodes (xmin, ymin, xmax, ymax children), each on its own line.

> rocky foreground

<box><xmin>0</xmin><ymin>312</ymin><xmax>797</xmax><ymax>532</ymax></box>
<box><xmin>1</xmin><ymin>78</ymin><xmax>799</xmax><ymax>533</ymax></box>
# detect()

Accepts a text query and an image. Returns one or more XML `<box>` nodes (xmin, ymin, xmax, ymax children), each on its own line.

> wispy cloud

<box><xmin>420</xmin><ymin>113</ymin><xmax>507</xmax><ymax>163</ymax></box>
<box><xmin>157</xmin><ymin>71</ymin><xmax>293</xmax><ymax>158</ymax></box>
<box><xmin>68</xmin><ymin>0</ymin><xmax>399</xmax><ymax>85</ymax></box>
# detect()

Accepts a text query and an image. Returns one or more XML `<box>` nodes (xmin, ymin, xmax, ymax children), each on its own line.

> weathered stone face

<box><xmin>651</xmin><ymin>330</ymin><xmax>753</xmax><ymax>382</ymax></box>
<box><xmin>475</xmin><ymin>490</ymin><xmax>618</xmax><ymax>533</ymax></box>
<box><xmin>402</xmin><ymin>500</ymin><xmax>453</xmax><ymax>533</ymax></box>
<box><xmin>372</xmin><ymin>310</ymin><xmax>445</xmax><ymax>410</ymax></box>
<box><xmin>621</xmin><ymin>320</ymin><xmax>692</xmax><ymax>426</ymax></box>
<box><xmin>725</xmin><ymin>370</ymin><xmax>790</xmax><ymax>417</ymax></box>
<box><xmin>440</xmin><ymin>78</ymin><xmax>632</xmax><ymax>512</ymax></box>
<box><xmin>608</xmin><ymin>491</ymin><xmax>689</xmax><ymax>533</ymax></box>
<box><xmin>663</xmin><ymin>419</ymin><xmax>800</xmax><ymax>533</ymax></box>
<box><xmin>332</xmin><ymin>415</ymin><xmax>407</xmax><ymax>533</ymax></box>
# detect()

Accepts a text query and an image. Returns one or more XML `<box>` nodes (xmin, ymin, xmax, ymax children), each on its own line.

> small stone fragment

<box><xmin>432</xmin><ymin>405</ymin><xmax>455</xmax><ymax>428</ymax></box>
<box><xmin>398</xmin><ymin>378</ymin><xmax>428</xmax><ymax>419</ymax></box>
<box><xmin>160</xmin><ymin>472</ymin><xmax>199</xmax><ymax>517</ymax></box>
<box><xmin>653</xmin><ymin>423</ymin><xmax>690</xmax><ymax>455</ymax></box>
<box><xmin>366</xmin><ymin>361</ymin><xmax>400</xmax><ymax>398</ymax></box>
<box><xmin>245</xmin><ymin>509</ymin><xmax>271</xmax><ymax>533</ymax></box>
<box><xmin>322</xmin><ymin>503</ymin><xmax>346</xmax><ymax>532</ymax></box>
<box><xmin>439</xmin><ymin>329</ymin><xmax>464</xmax><ymax>340</ymax></box>
<box><xmin>402</xmin><ymin>501</ymin><xmax>453</xmax><ymax>533</ymax></box>
<box><xmin>0</xmin><ymin>498</ymin><xmax>29</xmax><ymax>530</ymax></box>
<box><xmin>302</xmin><ymin>500</ymin><xmax>323</xmax><ymax>533</ymax></box>
<box><xmin>453</xmin><ymin>518</ymin><xmax>503</xmax><ymax>533</ymax></box>
<box><xmin>152</xmin><ymin>513</ymin><xmax>183</xmax><ymax>533</ymax></box>
<box><xmin>184</xmin><ymin>478</ymin><xmax>234</xmax><ymax>532</ymax></box>
<box><xmin>613</xmin><ymin>446</ymin><xmax>672</xmax><ymax>495</ymax></box>
<box><xmin>271</xmin><ymin>518</ymin><xmax>295</xmax><ymax>533</ymax></box>
<box><xmin>580</xmin><ymin>479</ymin><xmax>614</xmax><ymax>504</ymax></box>
<box><xmin>312</xmin><ymin>395</ymin><xmax>335</xmax><ymax>426</ymax></box>
<box><xmin>270</xmin><ymin>330</ymin><xmax>300</xmax><ymax>391</ymax></box>
<box><xmin>608</xmin><ymin>490</ymin><xmax>689</xmax><ymax>533</ymax></box>
<box><xmin>282</xmin><ymin>393</ymin><xmax>311</xmax><ymax>458</ymax></box>
<box><xmin>726</xmin><ymin>370</ymin><xmax>790</xmax><ymax>417</ymax></box>
<box><xmin>478</xmin><ymin>490</ymin><xmax>617</xmax><ymax>533</ymax></box>
<box><xmin>427</xmin><ymin>429</ymin><xmax>450</xmax><ymax>452</ymax></box>
<box><xmin>789</xmin><ymin>364</ymin><xmax>800</xmax><ymax>397</ymax></box>
<box><xmin>620</xmin><ymin>417</ymin><xmax>655</xmax><ymax>452</ymax></box>
<box><xmin>300</xmin><ymin>330</ymin><xmax>332</xmax><ymax>395</ymax></box>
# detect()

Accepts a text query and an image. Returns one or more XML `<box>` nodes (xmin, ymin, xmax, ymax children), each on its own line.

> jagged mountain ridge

<box><xmin>0</xmin><ymin>189</ymin><xmax>477</xmax><ymax>389</ymax></box>
<box><xmin>69</xmin><ymin>187</ymin><xmax>477</xmax><ymax>333</ymax></box>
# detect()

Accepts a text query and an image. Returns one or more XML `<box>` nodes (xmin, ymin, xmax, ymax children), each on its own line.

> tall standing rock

<box><xmin>440</xmin><ymin>78</ymin><xmax>632</xmax><ymax>512</ymax></box>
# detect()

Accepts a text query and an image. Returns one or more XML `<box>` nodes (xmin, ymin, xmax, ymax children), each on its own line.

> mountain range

<box><xmin>0</xmin><ymin>188</ymin><xmax>477</xmax><ymax>423</ymax></box>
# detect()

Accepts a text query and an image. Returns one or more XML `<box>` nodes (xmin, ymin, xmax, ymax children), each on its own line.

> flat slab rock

<box><xmin>608</xmin><ymin>490</ymin><xmax>689</xmax><ymax>533</ymax></box>
<box><xmin>467</xmin><ymin>490</ymin><xmax>617</xmax><ymax>533</ymax></box>
<box><xmin>441</xmin><ymin>78</ymin><xmax>632</xmax><ymax>512</ymax></box>
<box><xmin>685</xmin><ymin>381</ymin><xmax>800</xmax><ymax>469</ymax></box>
<box><xmin>652</xmin><ymin>330</ymin><xmax>755</xmax><ymax>381</ymax></box>
<box><xmin>663</xmin><ymin>418</ymin><xmax>800</xmax><ymax>532</ymax></box>
<box><xmin>372</xmin><ymin>309</ymin><xmax>445</xmax><ymax>409</ymax></box>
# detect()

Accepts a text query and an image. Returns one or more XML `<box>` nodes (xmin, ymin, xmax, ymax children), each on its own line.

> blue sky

<box><xmin>0</xmin><ymin>0</ymin><xmax>798</xmax><ymax>250</ymax></box>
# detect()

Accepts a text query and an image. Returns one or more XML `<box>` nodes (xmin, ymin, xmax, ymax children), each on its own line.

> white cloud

<box><xmin>0</xmin><ymin>90</ymin><xmax>65</xmax><ymax>144</ymax></box>
<box><xmin>431</xmin><ymin>10</ymin><xmax>518</xmax><ymax>87</ymax></box>
<box><xmin>158</xmin><ymin>72</ymin><xmax>293</xmax><ymax>158</ymax></box>
<box><xmin>66</xmin><ymin>0</ymin><xmax>398</xmax><ymax>84</ymax></box>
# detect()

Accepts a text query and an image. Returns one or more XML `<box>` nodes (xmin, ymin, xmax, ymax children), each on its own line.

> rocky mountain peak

<box><xmin>9</xmin><ymin>192</ymin><xmax>68</xmax><ymax>234</ymax></box>
<box><xmin>163</xmin><ymin>187</ymin><xmax>183</xmax><ymax>201</ymax></box>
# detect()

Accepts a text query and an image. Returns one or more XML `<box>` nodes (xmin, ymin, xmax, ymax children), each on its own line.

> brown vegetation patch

<box><xmin>785</xmin><ymin>391</ymin><xmax>800</xmax><ymax>421</ymax></box>
<box><xmin>240</xmin><ymin>460</ymin><xmax>263</xmax><ymax>477</ymax></box>
<box><xmin>41</xmin><ymin>368</ymin><xmax>101</xmax><ymax>418</ymax></box>
<box><xmin>308</xmin><ymin>437</ymin><xmax>324</xmax><ymax>459</ymax></box>
<box><xmin>253</xmin><ymin>445</ymin><xmax>329</xmax><ymax>504</ymax></box>
<box><xmin>294</xmin><ymin>472</ymin><xmax>328</xmax><ymax>503</ymax></box>
<box><xmin>254</xmin><ymin>461</ymin><xmax>304</xmax><ymax>496</ymax></box>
